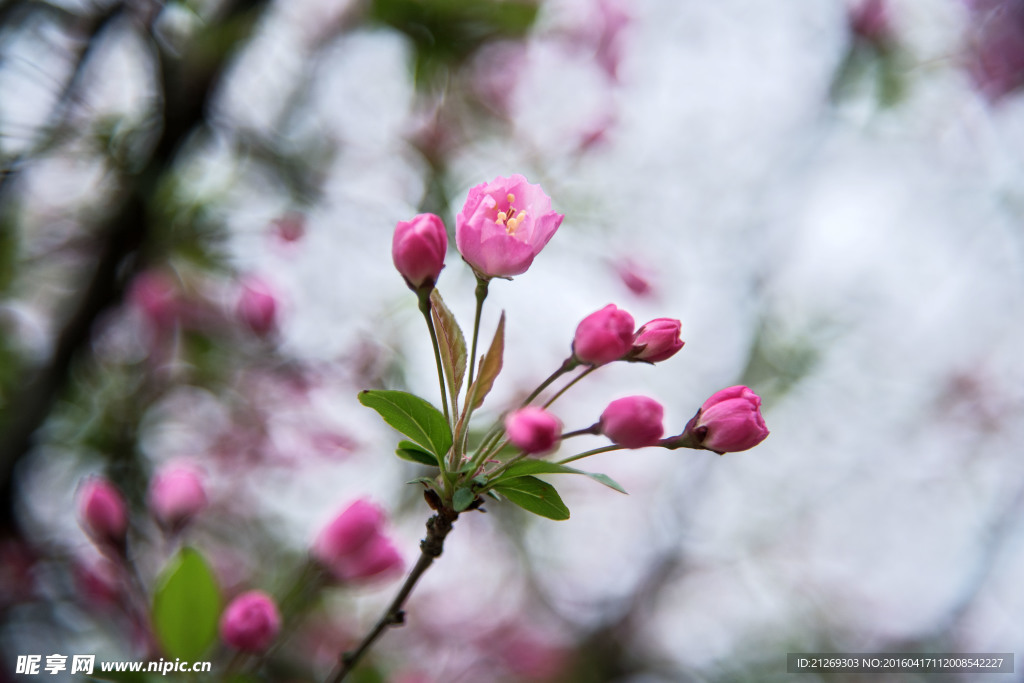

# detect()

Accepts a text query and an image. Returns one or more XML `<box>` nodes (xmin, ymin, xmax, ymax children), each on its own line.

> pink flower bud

<box><xmin>149</xmin><ymin>464</ymin><xmax>208</xmax><ymax>532</ymax></box>
<box><xmin>632</xmin><ymin>318</ymin><xmax>684</xmax><ymax>363</ymax></box>
<box><xmin>340</xmin><ymin>534</ymin><xmax>404</xmax><ymax>582</ymax></box>
<box><xmin>456</xmin><ymin>175</ymin><xmax>563</xmax><ymax>278</ymax></box>
<box><xmin>312</xmin><ymin>499</ymin><xmax>403</xmax><ymax>583</ymax></box>
<box><xmin>685</xmin><ymin>385</ymin><xmax>769</xmax><ymax>453</ymax></box>
<box><xmin>505</xmin><ymin>407</ymin><xmax>562</xmax><ymax>455</ymax></box>
<box><xmin>849</xmin><ymin>0</ymin><xmax>891</xmax><ymax>43</ymax></box>
<box><xmin>220</xmin><ymin>590</ymin><xmax>281</xmax><ymax>653</ymax></box>
<box><xmin>78</xmin><ymin>478</ymin><xmax>128</xmax><ymax>548</ymax></box>
<box><xmin>599</xmin><ymin>396</ymin><xmax>664</xmax><ymax>448</ymax></box>
<box><xmin>572</xmin><ymin>304</ymin><xmax>635</xmax><ymax>365</ymax></box>
<box><xmin>237</xmin><ymin>277</ymin><xmax>278</xmax><ymax>336</ymax></box>
<box><xmin>392</xmin><ymin>213</ymin><xmax>448</xmax><ymax>289</ymax></box>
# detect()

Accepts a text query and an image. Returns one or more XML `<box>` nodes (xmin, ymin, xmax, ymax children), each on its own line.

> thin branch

<box><xmin>326</xmin><ymin>507</ymin><xmax>459</xmax><ymax>683</ymax></box>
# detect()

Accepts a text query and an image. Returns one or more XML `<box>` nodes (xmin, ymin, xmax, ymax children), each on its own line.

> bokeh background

<box><xmin>2</xmin><ymin>0</ymin><xmax>1024</xmax><ymax>680</ymax></box>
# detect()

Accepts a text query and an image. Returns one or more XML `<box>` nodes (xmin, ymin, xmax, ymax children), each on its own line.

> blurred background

<box><xmin>2</xmin><ymin>0</ymin><xmax>1024</xmax><ymax>680</ymax></box>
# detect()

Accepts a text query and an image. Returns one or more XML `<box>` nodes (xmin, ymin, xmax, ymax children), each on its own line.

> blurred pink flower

<box><xmin>149</xmin><ymin>463</ymin><xmax>208</xmax><ymax>532</ymax></box>
<box><xmin>129</xmin><ymin>270</ymin><xmax>181</xmax><ymax>331</ymax></box>
<box><xmin>632</xmin><ymin>318</ymin><xmax>684</xmax><ymax>363</ymax></box>
<box><xmin>849</xmin><ymin>0</ymin><xmax>893</xmax><ymax>43</ymax></box>
<box><xmin>392</xmin><ymin>213</ymin><xmax>448</xmax><ymax>290</ymax></box>
<box><xmin>270</xmin><ymin>212</ymin><xmax>306</xmax><ymax>244</ymax></box>
<box><xmin>220</xmin><ymin>590</ymin><xmax>281</xmax><ymax>653</ymax></box>
<box><xmin>78</xmin><ymin>477</ymin><xmax>128</xmax><ymax>549</ymax></box>
<box><xmin>313</xmin><ymin>499</ymin><xmax>403</xmax><ymax>583</ymax></box>
<box><xmin>456</xmin><ymin>175</ymin><xmax>563</xmax><ymax>279</ymax></box>
<box><xmin>600</xmin><ymin>395</ymin><xmax>665</xmax><ymax>448</ymax></box>
<box><xmin>505</xmin><ymin>407</ymin><xmax>562</xmax><ymax>455</ymax></box>
<box><xmin>572</xmin><ymin>304</ymin><xmax>635</xmax><ymax>365</ymax></box>
<box><xmin>613</xmin><ymin>258</ymin><xmax>655</xmax><ymax>296</ymax></box>
<box><xmin>967</xmin><ymin>0</ymin><xmax>1024</xmax><ymax>100</ymax></box>
<box><xmin>237</xmin><ymin>277</ymin><xmax>279</xmax><ymax>336</ymax></box>
<box><xmin>684</xmin><ymin>385</ymin><xmax>769</xmax><ymax>453</ymax></box>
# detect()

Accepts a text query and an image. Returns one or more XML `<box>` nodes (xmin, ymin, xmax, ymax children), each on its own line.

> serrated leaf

<box><xmin>396</xmin><ymin>440</ymin><xmax>440</xmax><ymax>467</ymax></box>
<box><xmin>492</xmin><ymin>475</ymin><xmax>569</xmax><ymax>520</ymax></box>
<box><xmin>359</xmin><ymin>390</ymin><xmax>453</xmax><ymax>458</ymax></box>
<box><xmin>430</xmin><ymin>289</ymin><xmax>467</xmax><ymax>410</ymax></box>
<box><xmin>495</xmin><ymin>461</ymin><xmax>627</xmax><ymax>494</ymax></box>
<box><xmin>152</xmin><ymin>547</ymin><xmax>221</xmax><ymax>660</ymax></box>
<box><xmin>453</xmin><ymin>487</ymin><xmax>476</xmax><ymax>512</ymax></box>
<box><xmin>466</xmin><ymin>312</ymin><xmax>505</xmax><ymax>411</ymax></box>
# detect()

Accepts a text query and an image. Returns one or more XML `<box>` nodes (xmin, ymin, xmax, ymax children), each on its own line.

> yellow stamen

<box><xmin>495</xmin><ymin>210</ymin><xmax>508</xmax><ymax>226</ymax></box>
<box><xmin>506</xmin><ymin>193</ymin><xmax>516</xmax><ymax>204</ymax></box>
<box><xmin>506</xmin><ymin>216</ymin><xmax>520</xmax><ymax>233</ymax></box>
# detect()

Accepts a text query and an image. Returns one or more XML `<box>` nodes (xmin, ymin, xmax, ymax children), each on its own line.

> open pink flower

<box><xmin>455</xmin><ymin>175</ymin><xmax>563</xmax><ymax>278</ymax></box>
<box><xmin>505</xmin><ymin>407</ymin><xmax>562</xmax><ymax>455</ymax></box>
<box><xmin>683</xmin><ymin>385</ymin><xmax>769</xmax><ymax>453</ymax></box>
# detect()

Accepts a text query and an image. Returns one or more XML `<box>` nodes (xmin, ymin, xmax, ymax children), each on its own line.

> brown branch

<box><xmin>326</xmin><ymin>507</ymin><xmax>459</xmax><ymax>683</ymax></box>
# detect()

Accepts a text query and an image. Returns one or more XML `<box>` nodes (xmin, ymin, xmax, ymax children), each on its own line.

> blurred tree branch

<box><xmin>0</xmin><ymin>0</ymin><xmax>269</xmax><ymax>537</ymax></box>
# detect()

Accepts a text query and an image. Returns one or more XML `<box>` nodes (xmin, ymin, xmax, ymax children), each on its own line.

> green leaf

<box><xmin>152</xmin><ymin>547</ymin><xmax>221</xmax><ymax>660</ymax></box>
<box><xmin>495</xmin><ymin>460</ymin><xmax>627</xmax><ymax>494</ymax></box>
<box><xmin>452</xmin><ymin>487</ymin><xmax>476</xmax><ymax>512</ymax></box>
<box><xmin>466</xmin><ymin>312</ymin><xmax>505</xmax><ymax>410</ymax></box>
<box><xmin>396</xmin><ymin>440</ymin><xmax>440</xmax><ymax>467</ymax></box>
<box><xmin>492</xmin><ymin>475</ymin><xmax>569</xmax><ymax>520</ymax></box>
<box><xmin>430</xmin><ymin>289</ymin><xmax>467</xmax><ymax>409</ymax></box>
<box><xmin>406</xmin><ymin>476</ymin><xmax>438</xmax><ymax>487</ymax></box>
<box><xmin>359</xmin><ymin>390</ymin><xmax>453</xmax><ymax>458</ymax></box>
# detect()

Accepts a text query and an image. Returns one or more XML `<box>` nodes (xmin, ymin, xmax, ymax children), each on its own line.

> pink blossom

<box><xmin>632</xmin><ymin>318</ymin><xmax>684</xmax><ymax>363</ymax></box>
<box><xmin>967</xmin><ymin>0</ymin><xmax>1024</xmax><ymax>101</ymax></box>
<box><xmin>849</xmin><ymin>0</ymin><xmax>892</xmax><ymax>43</ymax></box>
<box><xmin>149</xmin><ymin>463</ymin><xmax>208</xmax><ymax>532</ymax></box>
<box><xmin>78</xmin><ymin>478</ymin><xmax>128</xmax><ymax>548</ymax></box>
<box><xmin>684</xmin><ymin>385</ymin><xmax>769</xmax><ymax>453</ymax></box>
<box><xmin>237</xmin><ymin>277</ymin><xmax>278</xmax><ymax>336</ymax></box>
<box><xmin>312</xmin><ymin>499</ymin><xmax>403</xmax><ymax>583</ymax></box>
<box><xmin>340</xmin><ymin>534</ymin><xmax>404</xmax><ymax>582</ymax></box>
<box><xmin>220</xmin><ymin>590</ymin><xmax>281</xmax><ymax>653</ymax></box>
<box><xmin>393</xmin><ymin>213</ymin><xmax>448</xmax><ymax>289</ymax></box>
<box><xmin>600</xmin><ymin>396</ymin><xmax>664</xmax><ymax>448</ymax></box>
<box><xmin>129</xmin><ymin>270</ymin><xmax>180</xmax><ymax>331</ymax></box>
<box><xmin>505</xmin><ymin>407</ymin><xmax>562</xmax><ymax>455</ymax></box>
<box><xmin>455</xmin><ymin>175</ymin><xmax>563</xmax><ymax>278</ymax></box>
<box><xmin>270</xmin><ymin>212</ymin><xmax>306</xmax><ymax>244</ymax></box>
<box><xmin>613</xmin><ymin>258</ymin><xmax>654</xmax><ymax>296</ymax></box>
<box><xmin>572</xmin><ymin>304</ymin><xmax>635</xmax><ymax>365</ymax></box>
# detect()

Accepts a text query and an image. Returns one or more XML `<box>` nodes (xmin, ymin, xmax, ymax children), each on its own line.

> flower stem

<box><xmin>520</xmin><ymin>357</ymin><xmax>579</xmax><ymax>407</ymax></box>
<box><xmin>466</xmin><ymin>276</ymin><xmax>490</xmax><ymax>391</ymax></box>
<box><xmin>417</xmin><ymin>289</ymin><xmax>450</xmax><ymax>427</ymax></box>
<box><xmin>542</xmin><ymin>365</ymin><xmax>596</xmax><ymax>409</ymax></box>
<box><xmin>326</xmin><ymin>507</ymin><xmax>459</xmax><ymax>683</ymax></box>
<box><xmin>556</xmin><ymin>444</ymin><xmax>624</xmax><ymax>465</ymax></box>
<box><xmin>560</xmin><ymin>424</ymin><xmax>600</xmax><ymax>440</ymax></box>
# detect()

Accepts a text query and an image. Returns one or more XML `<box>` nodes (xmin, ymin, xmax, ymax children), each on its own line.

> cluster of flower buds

<box><xmin>78</xmin><ymin>463</ymin><xmax>210</xmax><ymax>549</ymax></box>
<box><xmin>312</xmin><ymin>499</ymin><xmax>404</xmax><ymax>583</ymax></box>
<box><xmin>380</xmin><ymin>172</ymin><xmax>769</xmax><ymax>523</ymax></box>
